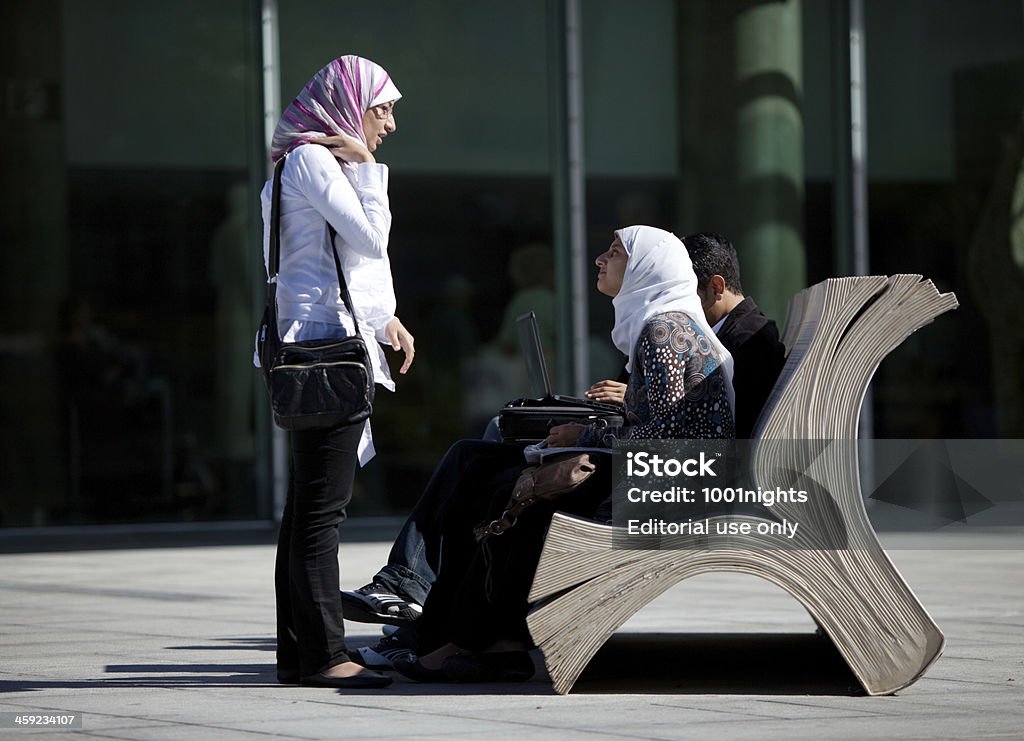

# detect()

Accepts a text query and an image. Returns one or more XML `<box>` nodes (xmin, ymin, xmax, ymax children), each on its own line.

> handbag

<box><xmin>257</xmin><ymin>156</ymin><xmax>375</xmax><ymax>431</ymax></box>
<box><xmin>473</xmin><ymin>452</ymin><xmax>598</xmax><ymax>541</ymax></box>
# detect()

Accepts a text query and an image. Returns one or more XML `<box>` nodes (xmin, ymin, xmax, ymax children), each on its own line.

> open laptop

<box><xmin>515</xmin><ymin>311</ymin><xmax>623</xmax><ymax>412</ymax></box>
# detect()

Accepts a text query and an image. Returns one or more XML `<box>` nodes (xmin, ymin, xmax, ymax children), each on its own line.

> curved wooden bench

<box><xmin>526</xmin><ymin>275</ymin><xmax>957</xmax><ymax>695</ymax></box>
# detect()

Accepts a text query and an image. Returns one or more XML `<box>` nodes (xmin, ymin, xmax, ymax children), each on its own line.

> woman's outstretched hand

<box><xmin>316</xmin><ymin>135</ymin><xmax>375</xmax><ymax>164</ymax></box>
<box><xmin>385</xmin><ymin>317</ymin><xmax>415</xmax><ymax>374</ymax></box>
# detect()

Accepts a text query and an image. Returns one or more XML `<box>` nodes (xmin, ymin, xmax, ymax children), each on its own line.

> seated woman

<box><xmin>393</xmin><ymin>224</ymin><xmax>736</xmax><ymax>682</ymax></box>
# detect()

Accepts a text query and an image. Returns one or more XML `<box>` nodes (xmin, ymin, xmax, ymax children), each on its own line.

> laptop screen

<box><xmin>516</xmin><ymin>311</ymin><xmax>552</xmax><ymax>398</ymax></box>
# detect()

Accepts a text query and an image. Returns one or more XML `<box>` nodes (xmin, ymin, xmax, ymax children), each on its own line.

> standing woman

<box><xmin>264</xmin><ymin>55</ymin><xmax>414</xmax><ymax>688</ymax></box>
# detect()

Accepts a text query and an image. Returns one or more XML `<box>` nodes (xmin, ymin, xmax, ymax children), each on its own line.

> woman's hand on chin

<box><xmin>316</xmin><ymin>135</ymin><xmax>375</xmax><ymax>164</ymax></box>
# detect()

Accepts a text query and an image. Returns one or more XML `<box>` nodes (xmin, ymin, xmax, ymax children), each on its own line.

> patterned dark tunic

<box><xmin>580</xmin><ymin>311</ymin><xmax>735</xmax><ymax>445</ymax></box>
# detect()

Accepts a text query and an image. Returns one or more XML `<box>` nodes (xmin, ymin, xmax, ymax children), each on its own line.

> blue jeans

<box><xmin>371</xmin><ymin>438</ymin><xmax>527</xmax><ymax>605</ymax></box>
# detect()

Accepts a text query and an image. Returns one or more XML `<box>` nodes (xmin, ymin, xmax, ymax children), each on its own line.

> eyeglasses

<box><xmin>371</xmin><ymin>102</ymin><xmax>395</xmax><ymax>119</ymax></box>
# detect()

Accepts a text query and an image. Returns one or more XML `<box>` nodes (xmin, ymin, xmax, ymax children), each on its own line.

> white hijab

<box><xmin>610</xmin><ymin>225</ymin><xmax>735</xmax><ymax>413</ymax></box>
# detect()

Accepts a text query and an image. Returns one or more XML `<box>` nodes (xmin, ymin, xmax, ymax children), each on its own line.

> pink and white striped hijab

<box><xmin>271</xmin><ymin>55</ymin><xmax>401</xmax><ymax>161</ymax></box>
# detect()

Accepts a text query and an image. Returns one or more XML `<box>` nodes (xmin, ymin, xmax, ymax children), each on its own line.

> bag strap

<box><xmin>267</xmin><ymin>157</ymin><xmax>286</xmax><ymax>280</ymax></box>
<box><xmin>263</xmin><ymin>157</ymin><xmax>287</xmax><ymax>347</ymax></box>
<box><xmin>265</xmin><ymin>154</ymin><xmax>365</xmax><ymax>341</ymax></box>
<box><xmin>326</xmin><ymin>224</ymin><xmax>364</xmax><ymax>338</ymax></box>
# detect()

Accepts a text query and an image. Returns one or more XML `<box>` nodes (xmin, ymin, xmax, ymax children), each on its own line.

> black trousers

<box><xmin>275</xmin><ymin>422</ymin><xmax>361</xmax><ymax>677</ymax></box>
<box><xmin>416</xmin><ymin>456</ymin><xmax>611</xmax><ymax>653</ymax></box>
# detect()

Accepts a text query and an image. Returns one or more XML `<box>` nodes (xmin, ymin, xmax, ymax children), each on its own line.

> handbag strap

<box><xmin>326</xmin><ymin>224</ymin><xmax>364</xmax><ymax>339</ymax></box>
<box><xmin>473</xmin><ymin>453</ymin><xmax>597</xmax><ymax>541</ymax></box>
<box><xmin>265</xmin><ymin>154</ymin><xmax>366</xmax><ymax>343</ymax></box>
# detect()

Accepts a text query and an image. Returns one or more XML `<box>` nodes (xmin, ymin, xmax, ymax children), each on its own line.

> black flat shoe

<box><xmin>277</xmin><ymin>669</ymin><xmax>300</xmax><ymax>684</ymax></box>
<box><xmin>391</xmin><ymin>654</ymin><xmax>450</xmax><ymax>683</ymax></box>
<box><xmin>300</xmin><ymin>669</ymin><xmax>392</xmax><ymax>689</ymax></box>
<box><xmin>442</xmin><ymin>651</ymin><xmax>535</xmax><ymax>682</ymax></box>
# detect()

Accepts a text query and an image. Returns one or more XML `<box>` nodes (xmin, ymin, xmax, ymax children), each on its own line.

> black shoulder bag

<box><xmin>256</xmin><ymin>155</ymin><xmax>375</xmax><ymax>430</ymax></box>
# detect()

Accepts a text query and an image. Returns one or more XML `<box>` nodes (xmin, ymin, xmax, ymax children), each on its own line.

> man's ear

<box><xmin>710</xmin><ymin>274</ymin><xmax>726</xmax><ymax>299</ymax></box>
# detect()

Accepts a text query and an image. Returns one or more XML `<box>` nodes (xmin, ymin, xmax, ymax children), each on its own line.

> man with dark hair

<box><xmin>683</xmin><ymin>232</ymin><xmax>787</xmax><ymax>439</ymax></box>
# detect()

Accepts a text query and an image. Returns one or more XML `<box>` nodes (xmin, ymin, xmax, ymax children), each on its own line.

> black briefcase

<box><xmin>497</xmin><ymin>396</ymin><xmax>624</xmax><ymax>443</ymax></box>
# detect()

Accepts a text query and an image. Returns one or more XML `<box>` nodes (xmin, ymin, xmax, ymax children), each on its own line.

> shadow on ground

<box><xmin>572</xmin><ymin>632</ymin><xmax>862</xmax><ymax>695</ymax></box>
<box><xmin>0</xmin><ymin>632</ymin><xmax>863</xmax><ymax>696</ymax></box>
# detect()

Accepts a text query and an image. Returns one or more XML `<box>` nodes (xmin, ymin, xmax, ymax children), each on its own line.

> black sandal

<box><xmin>341</xmin><ymin>583</ymin><xmax>422</xmax><ymax>625</ymax></box>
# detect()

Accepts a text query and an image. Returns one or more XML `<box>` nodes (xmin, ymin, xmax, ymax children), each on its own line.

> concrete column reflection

<box><xmin>733</xmin><ymin>0</ymin><xmax>806</xmax><ymax>323</ymax></box>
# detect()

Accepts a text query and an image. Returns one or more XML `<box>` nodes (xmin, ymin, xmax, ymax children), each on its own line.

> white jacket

<box><xmin>258</xmin><ymin>143</ymin><xmax>398</xmax><ymax>464</ymax></box>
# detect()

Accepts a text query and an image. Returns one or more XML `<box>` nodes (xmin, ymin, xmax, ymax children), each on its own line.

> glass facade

<box><xmin>1</xmin><ymin>0</ymin><xmax>1021</xmax><ymax>530</ymax></box>
<box><xmin>2</xmin><ymin>0</ymin><xmax>267</xmax><ymax>526</ymax></box>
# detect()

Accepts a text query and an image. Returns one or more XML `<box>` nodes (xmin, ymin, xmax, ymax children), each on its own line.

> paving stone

<box><xmin>0</xmin><ymin>529</ymin><xmax>1020</xmax><ymax>740</ymax></box>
